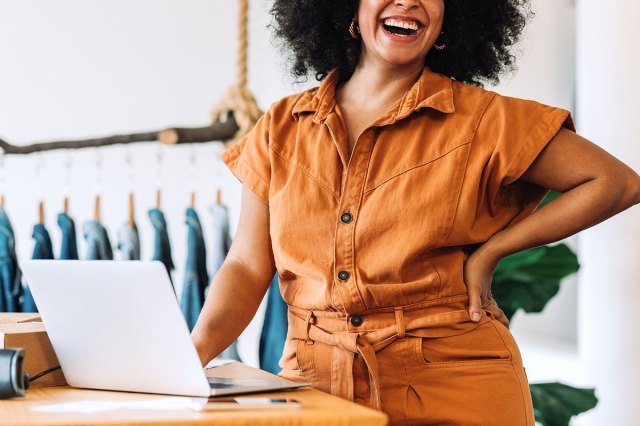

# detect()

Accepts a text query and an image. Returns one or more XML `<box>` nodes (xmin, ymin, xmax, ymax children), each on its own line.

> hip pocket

<box><xmin>412</xmin><ymin>317</ymin><xmax>513</xmax><ymax>369</ymax></box>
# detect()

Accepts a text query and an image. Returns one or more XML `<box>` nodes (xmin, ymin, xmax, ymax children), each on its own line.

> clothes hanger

<box><xmin>128</xmin><ymin>193</ymin><xmax>135</xmax><ymax>226</ymax></box>
<box><xmin>63</xmin><ymin>151</ymin><xmax>72</xmax><ymax>215</ymax></box>
<box><xmin>94</xmin><ymin>195</ymin><xmax>101</xmax><ymax>222</ymax></box>
<box><xmin>38</xmin><ymin>200</ymin><xmax>45</xmax><ymax>225</ymax></box>
<box><xmin>93</xmin><ymin>149</ymin><xmax>102</xmax><ymax>222</ymax></box>
<box><xmin>189</xmin><ymin>146</ymin><xmax>197</xmax><ymax>209</ymax></box>
<box><xmin>155</xmin><ymin>145</ymin><xmax>163</xmax><ymax>210</ymax></box>
<box><xmin>213</xmin><ymin>153</ymin><xmax>223</xmax><ymax>206</ymax></box>
<box><xmin>34</xmin><ymin>153</ymin><xmax>45</xmax><ymax>224</ymax></box>
<box><xmin>125</xmin><ymin>147</ymin><xmax>135</xmax><ymax>226</ymax></box>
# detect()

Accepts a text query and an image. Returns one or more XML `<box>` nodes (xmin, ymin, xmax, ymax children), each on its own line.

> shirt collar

<box><xmin>291</xmin><ymin>65</ymin><xmax>455</xmax><ymax>124</ymax></box>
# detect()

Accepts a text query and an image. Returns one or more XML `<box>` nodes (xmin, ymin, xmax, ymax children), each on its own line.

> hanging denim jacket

<box><xmin>209</xmin><ymin>204</ymin><xmax>232</xmax><ymax>273</ymax></box>
<box><xmin>148</xmin><ymin>208</ymin><xmax>174</xmax><ymax>284</ymax></box>
<box><xmin>82</xmin><ymin>220</ymin><xmax>113</xmax><ymax>260</ymax></box>
<box><xmin>22</xmin><ymin>223</ymin><xmax>55</xmax><ymax>312</ymax></box>
<box><xmin>209</xmin><ymin>203</ymin><xmax>240</xmax><ymax>361</ymax></box>
<box><xmin>57</xmin><ymin>212</ymin><xmax>79</xmax><ymax>260</ymax></box>
<box><xmin>259</xmin><ymin>273</ymin><xmax>287</xmax><ymax>374</ymax></box>
<box><xmin>117</xmin><ymin>223</ymin><xmax>140</xmax><ymax>261</ymax></box>
<box><xmin>180</xmin><ymin>207</ymin><xmax>208</xmax><ymax>332</ymax></box>
<box><xmin>0</xmin><ymin>207</ymin><xmax>22</xmax><ymax>312</ymax></box>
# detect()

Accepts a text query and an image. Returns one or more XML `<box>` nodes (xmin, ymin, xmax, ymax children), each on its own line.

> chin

<box><xmin>380</xmin><ymin>53</ymin><xmax>425</xmax><ymax>68</ymax></box>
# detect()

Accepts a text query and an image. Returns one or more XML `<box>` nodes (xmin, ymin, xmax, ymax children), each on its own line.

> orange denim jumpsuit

<box><xmin>221</xmin><ymin>66</ymin><xmax>575</xmax><ymax>425</ymax></box>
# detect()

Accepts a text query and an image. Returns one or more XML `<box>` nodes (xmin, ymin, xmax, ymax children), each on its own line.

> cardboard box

<box><xmin>0</xmin><ymin>313</ymin><xmax>42</xmax><ymax>324</ymax></box>
<box><xmin>0</xmin><ymin>314</ymin><xmax>66</xmax><ymax>388</ymax></box>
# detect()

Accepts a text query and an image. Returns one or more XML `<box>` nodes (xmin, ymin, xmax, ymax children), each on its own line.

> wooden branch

<box><xmin>0</xmin><ymin>115</ymin><xmax>238</xmax><ymax>155</ymax></box>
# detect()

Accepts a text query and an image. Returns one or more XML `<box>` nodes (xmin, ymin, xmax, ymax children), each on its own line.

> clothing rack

<box><xmin>0</xmin><ymin>119</ymin><xmax>239</xmax><ymax>155</ymax></box>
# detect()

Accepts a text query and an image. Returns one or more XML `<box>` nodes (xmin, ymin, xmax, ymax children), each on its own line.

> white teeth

<box><xmin>383</xmin><ymin>18</ymin><xmax>419</xmax><ymax>31</ymax></box>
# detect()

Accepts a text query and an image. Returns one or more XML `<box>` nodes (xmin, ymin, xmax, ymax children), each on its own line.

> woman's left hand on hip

<box><xmin>463</xmin><ymin>248</ymin><xmax>510</xmax><ymax>328</ymax></box>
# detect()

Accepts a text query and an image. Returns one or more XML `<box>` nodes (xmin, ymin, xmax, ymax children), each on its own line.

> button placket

<box><xmin>333</xmin><ymin>129</ymin><xmax>375</xmax><ymax>314</ymax></box>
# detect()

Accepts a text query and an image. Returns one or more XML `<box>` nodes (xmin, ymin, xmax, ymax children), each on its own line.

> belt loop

<box><xmin>394</xmin><ymin>307</ymin><xmax>405</xmax><ymax>341</ymax></box>
<box><xmin>304</xmin><ymin>311</ymin><xmax>315</xmax><ymax>345</ymax></box>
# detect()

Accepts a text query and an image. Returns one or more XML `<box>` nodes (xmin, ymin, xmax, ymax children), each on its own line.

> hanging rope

<box><xmin>237</xmin><ymin>0</ymin><xmax>249</xmax><ymax>89</ymax></box>
<box><xmin>210</xmin><ymin>0</ymin><xmax>263</xmax><ymax>148</ymax></box>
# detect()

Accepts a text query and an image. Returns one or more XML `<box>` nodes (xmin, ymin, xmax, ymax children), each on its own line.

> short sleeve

<box><xmin>220</xmin><ymin>108</ymin><xmax>272</xmax><ymax>204</ymax></box>
<box><xmin>478</xmin><ymin>93</ymin><xmax>576</xmax><ymax>216</ymax></box>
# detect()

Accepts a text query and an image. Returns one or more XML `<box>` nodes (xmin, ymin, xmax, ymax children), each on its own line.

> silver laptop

<box><xmin>21</xmin><ymin>260</ymin><xmax>309</xmax><ymax>397</ymax></box>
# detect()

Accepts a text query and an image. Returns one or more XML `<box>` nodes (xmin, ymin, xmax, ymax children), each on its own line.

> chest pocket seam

<box><xmin>363</xmin><ymin>139</ymin><xmax>472</xmax><ymax>194</ymax></box>
<box><xmin>271</xmin><ymin>144</ymin><xmax>340</xmax><ymax>199</ymax></box>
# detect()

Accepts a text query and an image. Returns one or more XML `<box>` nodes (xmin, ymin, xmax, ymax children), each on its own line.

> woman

<box><xmin>192</xmin><ymin>0</ymin><xmax>640</xmax><ymax>424</ymax></box>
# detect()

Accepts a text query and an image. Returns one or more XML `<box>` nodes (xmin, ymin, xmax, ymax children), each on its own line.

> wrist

<box><xmin>191</xmin><ymin>330</ymin><xmax>212</xmax><ymax>367</ymax></box>
<box><xmin>476</xmin><ymin>231</ymin><xmax>508</xmax><ymax>266</ymax></box>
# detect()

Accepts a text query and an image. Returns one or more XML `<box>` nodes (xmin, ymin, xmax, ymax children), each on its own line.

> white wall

<box><xmin>575</xmin><ymin>0</ymin><xmax>640</xmax><ymax>424</ymax></box>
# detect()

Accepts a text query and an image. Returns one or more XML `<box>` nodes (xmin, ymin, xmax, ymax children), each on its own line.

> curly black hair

<box><xmin>269</xmin><ymin>0</ymin><xmax>532</xmax><ymax>87</ymax></box>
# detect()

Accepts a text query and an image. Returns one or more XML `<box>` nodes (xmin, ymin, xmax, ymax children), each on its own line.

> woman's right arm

<box><xmin>191</xmin><ymin>185</ymin><xmax>276</xmax><ymax>366</ymax></box>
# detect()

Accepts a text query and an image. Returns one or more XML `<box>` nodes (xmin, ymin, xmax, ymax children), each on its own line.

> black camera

<box><xmin>0</xmin><ymin>348</ymin><xmax>29</xmax><ymax>399</ymax></box>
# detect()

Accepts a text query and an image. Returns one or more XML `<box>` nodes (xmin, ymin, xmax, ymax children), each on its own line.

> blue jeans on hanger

<box><xmin>57</xmin><ymin>212</ymin><xmax>79</xmax><ymax>260</ymax></box>
<box><xmin>118</xmin><ymin>223</ymin><xmax>140</xmax><ymax>261</ymax></box>
<box><xmin>148</xmin><ymin>208</ymin><xmax>174</xmax><ymax>284</ymax></box>
<box><xmin>22</xmin><ymin>223</ymin><xmax>55</xmax><ymax>312</ymax></box>
<box><xmin>259</xmin><ymin>273</ymin><xmax>287</xmax><ymax>375</ymax></box>
<box><xmin>0</xmin><ymin>207</ymin><xmax>22</xmax><ymax>312</ymax></box>
<box><xmin>82</xmin><ymin>220</ymin><xmax>113</xmax><ymax>260</ymax></box>
<box><xmin>180</xmin><ymin>208</ymin><xmax>208</xmax><ymax>332</ymax></box>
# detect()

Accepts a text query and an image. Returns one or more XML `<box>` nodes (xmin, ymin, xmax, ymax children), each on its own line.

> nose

<box><xmin>394</xmin><ymin>0</ymin><xmax>420</xmax><ymax>10</ymax></box>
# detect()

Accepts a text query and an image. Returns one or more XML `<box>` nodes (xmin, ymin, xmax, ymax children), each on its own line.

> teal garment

<box><xmin>117</xmin><ymin>223</ymin><xmax>140</xmax><ymax>260</ymax></box>
<box><xmin>0</xmin><ymin>207</ymin><xmax>22</xmax><ymax>312</ymax></box>
<box><xmin>57</xmin><ymin>212</ymin><xmax>79</xmax><ymax>260</ymax></box>
<box><xmin>209</xmin><ymin>203</ymin><xmax>240</xmax><ymax>361</ymax></box>
<box><xmin>209</xmin><ymin>204</ymin><xmax>232</xmax><ymax>273</ymax></box>
<box><xmin>82</xmin><ymin>220</ymin><xmax>113</xmax><ymax>260</ymax></box>
<box><xmin>259</xmin><ymin>273</ymin><xmax>287</xmax><ymax>375</ymax></box>
<box><xmin>180</xmin><ymin>208</ymin><xmax>208</xmax><ymax>332</ymax></box>
<box><xmin>22</xmin><ymin>223</ymin><xmax>55</xmax><ymax>312</ymax></box>
<box><xmin>148</xmin><ymin>208</ymin><xmax>174</xmax><ymax>284</ymax></box>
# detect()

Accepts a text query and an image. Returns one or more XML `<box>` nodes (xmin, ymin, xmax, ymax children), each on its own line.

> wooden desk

<box><xmin>0</xmin><ymin>362</ymin><xmax>388</xmax><ymax>426</ymax></box>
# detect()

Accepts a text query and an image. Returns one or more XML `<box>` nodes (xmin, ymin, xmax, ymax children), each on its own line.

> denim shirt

<box><xmin>57</xmin><ymin>212</ymin><xmax>79</xmax><ymax>260</ymax></box>
<box><xmin>209</xmin><ymin>204</ymin><xmax>232</xmax><ymax>273</ymax></box>
<box><xmin>259</xmin><ymin>273</ymin><xmax>287</xmax><ymax>374</ymax></box>
<box><xmin>180</xmin><ymin>207</ymin><xmax>208</xmax><ymax>331</ymax></box>
<box><xmin>22</xmin><ymin>223</ymin><xmax>55</xmax><ymax>312</ymax></box>
<box><xmin>83</xmin><ymin>220</ymin><xmax>113</xmax><ymax>260</ymax></box>
<box><xmin>117</xmin><ymin>223</ymin><xmax>140</xmax><ymax>261</ymax></box>
<box><xmin>0</xmin><ymin>207</ymin><xmax>23</xmax><ymax>312</ymax></box>
<box><xmin>148</xmin><ymin>208</ymin><xmax>174</xmax><ymax>284</ymax></box>
<box><xmin>209</xmin><ymin>204</ymin><xmax>240</xmax><ymax>361</ymax></box>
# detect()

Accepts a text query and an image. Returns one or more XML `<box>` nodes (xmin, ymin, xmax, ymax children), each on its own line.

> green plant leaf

<box><xmin>530</xmin><ymin>382</ymin><xmax>598</xmax><ymax>426</ymax></box>
<box><xmin>492</xmin><ymin>243</ymin><xmax>579</xmax><ymax>320</ymax></box>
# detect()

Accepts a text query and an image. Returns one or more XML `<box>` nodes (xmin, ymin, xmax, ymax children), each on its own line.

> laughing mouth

<box><xmin>382</xmin><ymin>18</ymin><xmax>421</xmax><ymax>37</ymax></box>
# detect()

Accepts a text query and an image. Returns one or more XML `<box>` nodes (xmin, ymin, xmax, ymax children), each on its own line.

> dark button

<box><xmin>337</xmin><ymin>270</ymin><xmax>350</xmax><ymax>281</ymax></box>
<box><xmin>350</xmin><ymin>314</ymin><xmax>364</xmax><ymax>327</ymax></box>
<box><xmin>340</xmin><ymin>212</ymin><xmax>353</xmax><ymax>224</ymax></box>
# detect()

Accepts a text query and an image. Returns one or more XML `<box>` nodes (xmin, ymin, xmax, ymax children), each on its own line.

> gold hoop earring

<box><xmin>349</xmin><ymin>18</ymin><xmax>360</xmax><ymax>40</ymax></box>
<box><xmin>433</xmin><ymin>31</ymin><xmax>447</xmax><ymax>51</ymax></box>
